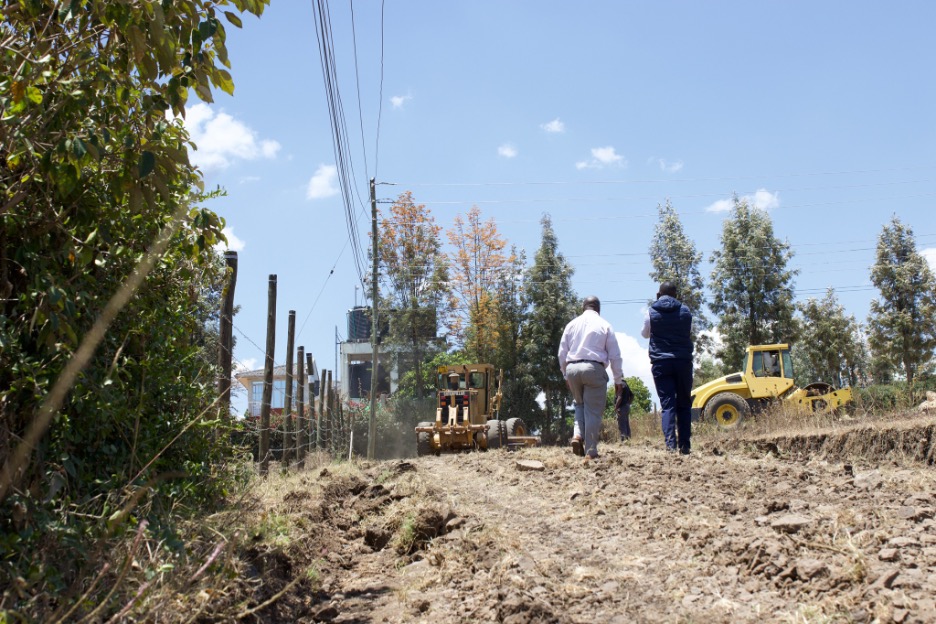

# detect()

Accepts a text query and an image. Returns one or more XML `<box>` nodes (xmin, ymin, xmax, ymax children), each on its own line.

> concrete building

<box><xmin>235</xmin><ymin>360</ymin><xmax>320</xmax><ymax>418</ymax></box>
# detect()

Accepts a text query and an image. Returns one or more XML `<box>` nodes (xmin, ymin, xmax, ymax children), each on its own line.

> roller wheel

<box><xmin>486</xmin><ymin>419</ymin><xmax>505</xmax><ymax>449</ymax></box>
<box><xmin>704</xmin><ymin>392</ymin><xmax>751</xmax><ymax>429</ymax></box>
<box><xmin>505</xmin><ymin>417</ymin><xmax>527</xmax><ymax>438</ymax></box>
<box><xmin>416</xmin><ymin>422</ymin><xmax>434</xmax><ymax>457</ymax></box>
<box><xmin>803</xmin><ymin>383</ymin><xmax>835</xmax><ymax>412</ymax></box>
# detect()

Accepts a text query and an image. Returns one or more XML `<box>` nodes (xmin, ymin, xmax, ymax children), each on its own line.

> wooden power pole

<box><xmin>368</xmin><ymin>178</ymin><xmax>379</xmax><ymax>459</ymax></box>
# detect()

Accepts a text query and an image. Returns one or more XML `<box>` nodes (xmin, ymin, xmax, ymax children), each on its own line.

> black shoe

<box><xmin>678</xmin><ymin>448</ymin><xmax>690</xmax><ymax>456</ymax></box>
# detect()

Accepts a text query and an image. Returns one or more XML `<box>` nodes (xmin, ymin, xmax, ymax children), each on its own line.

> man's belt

<box><xmin>568</xmin><ymin>359</ymin><xmax>603</xmax><ymax>366</ymax></box>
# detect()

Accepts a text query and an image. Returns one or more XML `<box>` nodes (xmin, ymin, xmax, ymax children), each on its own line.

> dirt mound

<box><xmin>170</xmin><ymin>419</ymin><xmax>936</xmax><ymax>623</ymax></box>
<box><xmin>716</xmin><ymin>414</ymin><xmax>936</xmax><ymax>465</ymax></box>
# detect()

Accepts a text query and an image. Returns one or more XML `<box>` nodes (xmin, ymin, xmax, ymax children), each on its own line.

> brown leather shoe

<box><xmin>570</xmin><ymin>436</ymin><xmax>584</xmax><ymax>457</ymax></box>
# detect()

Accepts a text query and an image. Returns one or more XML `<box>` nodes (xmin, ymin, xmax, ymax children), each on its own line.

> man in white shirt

<box><xmin>558</xmin><ymin>296</ymin><xmax>624</xmax><ymax>459</ymax></box>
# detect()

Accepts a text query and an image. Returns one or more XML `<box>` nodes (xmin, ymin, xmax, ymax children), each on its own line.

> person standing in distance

<box><xmin>641</xmin><ymin>282</ymin><xmax>694</xmax><ymax>455</ymax></box>
<box><xmin>558</xmin><ymin>296</ymin><xmax>624</xmax><ymax>460</ymax></box>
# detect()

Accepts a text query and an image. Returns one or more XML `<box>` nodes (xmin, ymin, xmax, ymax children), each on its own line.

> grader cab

<box><xmin>415</xmin><ymin>364</ymin><xmax>535</xmax><ymax>456</ymax></box>
<box><xmin>690</xmin><ymin>344</ymin><xmax>853</xmax><ymax>428</ymax></box>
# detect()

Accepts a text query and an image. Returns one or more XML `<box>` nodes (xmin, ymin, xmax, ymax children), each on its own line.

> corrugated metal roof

<box><xmin>236</xmin><ymin>362</ymin><xmax>319</xmax><ymax>380</ymax></box>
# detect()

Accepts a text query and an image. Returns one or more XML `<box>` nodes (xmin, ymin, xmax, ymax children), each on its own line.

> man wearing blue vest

<box><xmin>641</xmin><ymin>282</ymin><xmax>694</xmax><ymax>455</ymax></box>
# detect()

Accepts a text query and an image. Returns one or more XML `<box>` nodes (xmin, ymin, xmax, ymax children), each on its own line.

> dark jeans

<box><xmin>651</xmin><ymin>358</ymin><xmax>693</xmax><ymax>453</ymax></box>
<box><xmin>616</xmin><ymin>403</ymin><xmax>631</xmax><ymax>439</ymax></box>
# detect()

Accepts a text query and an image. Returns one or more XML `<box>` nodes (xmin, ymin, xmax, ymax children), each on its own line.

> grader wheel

<box><xmin>416</xmin><ymin>421</ymin><xmax>435</xmax><ymax>457</ymax></box>
<box><xmin>486</xmin><ymin>419</ymin><xmax>505</xmax><ymax>449</ymax></box>
<box><xmin>505</xmin><ymin>417</ymin><xmax>527</xmax><ymax>437</ymax></box>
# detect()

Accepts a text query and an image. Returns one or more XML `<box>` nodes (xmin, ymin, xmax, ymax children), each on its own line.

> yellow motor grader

<box><xmin>415</xmin><ymin>364</ymin><xmax>536</xmax><ymax>456</ymax></box>
<box><xmin>691</xmin><ymin>343</ymin><xmax>853</xmax><ymax>429</ymax></box>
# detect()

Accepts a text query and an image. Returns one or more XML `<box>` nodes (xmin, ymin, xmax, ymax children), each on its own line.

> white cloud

<box><xmin>751</xmin><ymin>189</ymin><xmax>780</xmax><ymax>211</ymax></box>
<box><xmin>706</xmin><ymin>188</ymin><xmax>780</xmax><ymax>213</ymax></box>
<box><xmin>498</xmin><ymin>143</ymin><xmax>518</xmax><ymax>158</ymax></box>
<box><xmin>179</xmin><ymin>103</ymin><xmax>281</xmax><ymax>172</ymax></box>
<box><xmin>235</xmin><ymin>358</ymin><xmax>258</xmax><ymax>374</ymax></box>
<box><xmin>391</xmin><ymin>94</ymin><xmax>412</xmax><ymax>108</ymax></box>
<box><xmin>657</xmin><ymin>158</ymin><xmax>684</xmax><ymax>173</ymax></box>
<box><xmin>239</xmin><ymin>176</ymin><xmax>261</xmax><ymax>185</ymax></box>
<box><xmin>215</xmin><ymin>226</ymin><xmax>245</xmax><ymax>252</ymax></box>
<box><xmin>706</xmin><ymin>198</ymin><xmax>734</xmax><ymax>213</ymax></box>
<box><xmin>923</xmin><ymin>248</ymin><xmax>936</xmax><ymax>271</ymax></box>
<box><xmin>306</xmin><ymin>164</ymin><xmax>339</xmax><ymax>200</ymax></box>
<box><xmin>541</xmin><ymin>118</ymin><xmax>565</xmax><ymax>133</ymax></box>
<box><xmin>576</xmin><ymin>146</ymin><xmax>626</xmax><ymax>170</ymax></box>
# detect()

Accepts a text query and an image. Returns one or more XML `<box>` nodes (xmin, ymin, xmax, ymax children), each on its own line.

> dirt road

<box><xmin>226</xmin><ymin>416</ymin><xmax>936</xmax><ymax>623</ymax></box>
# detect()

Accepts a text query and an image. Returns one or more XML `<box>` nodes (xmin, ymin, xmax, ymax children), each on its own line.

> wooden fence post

<box><xmin>283</xmin><ymin>310</ymin><xmax>295</xmax><ymax>466</ymax></box>
<box><xmin>217</xmin><ymin>251</ymin><xmax>237</xmax><ymax>419</ymax></box>
<box><xmin>326</xmin><ymin>370</ymin><xmax>334</xmax><ymax>454</ymax></box>
<box><xmin>259</xmin><ymin>274</ymin><xmax>276</xmax><ymax>475</ymax></box>
<box><xmin>317</xmin><ymin>369</ymin><xmax>326</xmax><ymax>451</ymax></box>
<box><xmin>296</xmin><ymin>345</ymin><xmax>306</xmax><ymax>469</ymax></box>
<box><xmin>306</xmin><ymin>352</ymin><xmax>315</xmax><ymax>458</ymax></box>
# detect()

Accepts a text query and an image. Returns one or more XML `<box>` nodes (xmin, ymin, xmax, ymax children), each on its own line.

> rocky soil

<box><xmin>200</xmin><ymin>414</ymin><xmax>936</xmax><ymax>623</ymax></box>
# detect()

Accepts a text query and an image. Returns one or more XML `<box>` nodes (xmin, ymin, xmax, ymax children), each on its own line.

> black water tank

<box><xmin>347</xmin><ymin>307</ymin><xmax>370</xmax><ymax>342</ymax></box>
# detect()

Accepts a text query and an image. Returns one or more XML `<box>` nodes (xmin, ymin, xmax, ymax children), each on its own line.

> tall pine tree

<box><xmin>522</xmin><ymin>215</ymin><xmax>578</xmax><ymax>437</ymax></box>
<box><xmin>796</xmin><ymin>288</ymin><xmax>867</xmax><ymax>387</ymax></box>
<box><xmin>867</xmin><ymin>216</ymin><xmax>936</xmax><ymax>384</ymax></box>
<box><xmin>709</xmin><ymin>198</ymin><xmax>798</xmax><ymax>371</ymax></box>
<box><xmin>648</xmin><ymin>199</ymin><xmax>710</xmax><ymax>351</ymax></box>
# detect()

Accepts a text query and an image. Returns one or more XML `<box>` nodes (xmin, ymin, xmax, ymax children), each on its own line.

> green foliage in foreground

<box><xmin>0</xmin><ymin>0</ymin><xmax>269</xmax><ymax>614</ymax></box>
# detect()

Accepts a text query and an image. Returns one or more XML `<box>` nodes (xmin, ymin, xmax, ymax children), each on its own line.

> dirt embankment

<box><xmin>188</xmin><ymin>415</ymin><xmax>936</xmax><ymax>623</ymax></box>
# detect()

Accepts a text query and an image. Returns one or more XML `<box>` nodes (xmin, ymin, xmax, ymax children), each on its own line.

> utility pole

<box><xmin>368</xmin><ymin>178</ymin><xmax>379</xmax><ymax>459</ymax></box>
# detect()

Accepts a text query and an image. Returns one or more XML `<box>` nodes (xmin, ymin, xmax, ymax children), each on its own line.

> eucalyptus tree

<box><xmin>796</xmin><ymin>289</ymin><xmax>867</xmax><ymax>387</ymax></box>
<box><xmin>447</xmin><ymin>206</ymin><xmax>509</xmax><ymax>362</ymax></box>
<box><xmin>867</xmin><ymin>216</ymin><xmax>936</xmax><ymax>384</ymax></box>
<box><xmin>377</xmin><ymin>192</ymin><xmax>450</xmax><ymax>398</ymax></box>
<box><xmin>708</xmin><ymin>198</ymin><xmax>798</xmax><ymax>371</ymax></box>
<box><xmin>649</xmin><ymin>199</ymin><xmax>711</xmax><ymax>351</ymax></box>
<box><xmin>522</xmin><ymin>215</ymin><xmax>578</xmax><ymax>435</ymax></box>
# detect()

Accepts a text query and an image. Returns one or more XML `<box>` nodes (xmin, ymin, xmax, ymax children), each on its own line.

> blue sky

<box><xmin>184</xmin><ymin>2</ymin><xmax>936</xmax><ymax>412</ymax></box>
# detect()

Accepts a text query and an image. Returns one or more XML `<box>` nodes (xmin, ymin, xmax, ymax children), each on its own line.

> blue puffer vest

<box><xmin>648</xmin><ymin>296</ymin><xmax>693</xmax><ymax>362</ymax></box>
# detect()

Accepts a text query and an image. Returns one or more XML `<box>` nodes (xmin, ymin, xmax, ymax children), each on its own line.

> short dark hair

<box><xmin>583</xmin><ymin>295</ymin><xmax>600</xmax><ymax>313</ymax></box>
<box><xmin>657</xmin><ymin>282</ymin><xmax>678</xmax><ymax>298</ymax></box>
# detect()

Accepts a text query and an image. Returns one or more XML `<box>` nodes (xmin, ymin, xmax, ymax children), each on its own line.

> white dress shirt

<box><xmin>558</xmin><ymin>309</ymin><xmax>624</xmax><ymax>381</ymax></box>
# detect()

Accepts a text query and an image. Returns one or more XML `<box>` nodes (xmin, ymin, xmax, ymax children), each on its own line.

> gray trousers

<box><xmin>566</xmin><ymin>361</ymin><xmax>608</xmax><ymax>458</ymax></box>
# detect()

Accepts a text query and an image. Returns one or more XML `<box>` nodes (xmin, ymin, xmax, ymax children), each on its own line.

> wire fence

<box><xmin>235</xmin><ymin>381</ymin><xmax>436</xmax><ymax>465</ymax></box>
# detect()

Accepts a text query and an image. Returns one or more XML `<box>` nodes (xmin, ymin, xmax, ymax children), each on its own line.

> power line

<box><xmin>349</xmin><ymin>0</ymin><xmax>369</xmax><ymax>183</ymax></box>
<box><xmin>311</xmin><ymin>0</ymin><xmax>368</xmax><ymax>285</ymax></box>
<box><xmin>401</xmin><ymin>166</ymin><xmax>936</xmax><ymax>187</ymax></box>
<box><xmin>374</xmin><ymin>0</ymin><xmax>385</xmax><ymax>178</ymax></box>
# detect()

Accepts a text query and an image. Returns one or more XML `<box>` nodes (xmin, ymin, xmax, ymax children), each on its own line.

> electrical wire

<box><xmin>311</xmin><ymin>0</ymin><xmax>368</xmax><ymax>285</ymax></box>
